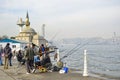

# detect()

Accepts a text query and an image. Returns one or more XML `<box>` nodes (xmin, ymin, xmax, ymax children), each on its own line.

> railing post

<box><xmin>83</xmin><ymin>49</ymin><xmax>88</xmax><ymax>76</ymax></box>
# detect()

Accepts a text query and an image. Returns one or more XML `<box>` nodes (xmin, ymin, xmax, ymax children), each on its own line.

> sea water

<box><xmin>58</xmin><ymin>44</ymin><xmax>120</xmax><ymax>79</ymax></box>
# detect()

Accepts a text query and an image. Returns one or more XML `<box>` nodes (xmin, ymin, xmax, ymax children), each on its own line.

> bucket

<box><xmin>63</xmin><ymin>67</ymin><xmax>68</xmax><ymax>73</ymax></box>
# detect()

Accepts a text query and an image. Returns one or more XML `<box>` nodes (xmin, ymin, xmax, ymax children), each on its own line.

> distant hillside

<box><xmin>52</xmin><ymin>37</ymin><xmax>120</xmax><ymax>46</ymax></box>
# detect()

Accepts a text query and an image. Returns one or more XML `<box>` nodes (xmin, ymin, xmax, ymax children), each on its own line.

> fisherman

<box><xmin>24</xmin><ymin>43</ymin><xmax>35</xmax><ymax>74</ymax></box>
<box><xmin>31</xmin><ymin>43</ymin><xmax>40</xmax><ymax>73</ymax></box>
<box><xmin>32</xmin><ymin>55</ymin><xmax>41</xmax><ymax>73</ymax></box>
<box><xmin>16</xmin><ymin>50</ymin><xmax>25</xmax><ymax>67</ymax></box>
<box><xmin>39</xmin><ymin>44</ymin><xmax>46</xmax><ymax>60</ymax></box>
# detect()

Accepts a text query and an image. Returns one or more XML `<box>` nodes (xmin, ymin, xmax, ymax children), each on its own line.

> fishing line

<box><xmin>60</xmin><ymin>42</ymin><xmax>89</xmax><ymax>60</ymax></box>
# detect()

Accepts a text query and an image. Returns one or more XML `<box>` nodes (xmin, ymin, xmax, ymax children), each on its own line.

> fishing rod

<box><xmin>60</xmin><ymin>39</ymin><xmax>99</xmax><ymax>60</ymax></box>
<box><xmin>62</xmin><ymin>43</ymin><xmax>81</xmax><ymax>56</ymax></box>
<box><xmin>65</xmin><ymin>42</ymin><xmax>89</xmax><ymax>57</ymax></box>
<box><xmin>48</xmin><ymin>30</ymin><xmax>61</xmax><ymax>48</ymax></box>
<box><xmin>60</xmin><ymin>44</ymin><xmax>80</xmax><ymax>60</ymax></box>
<box><xmin>60</xmin><ymin>42</ymin><xmax>89</xmax><ymax>60</ymax></box>
<box><xmin>49</xmin><ymin>29</ymin><xmax>61</xmax><ymax>42</ymax></box>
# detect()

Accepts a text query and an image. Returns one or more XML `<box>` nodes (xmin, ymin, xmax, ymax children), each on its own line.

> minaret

<box><xmin>26</xmin><ymin>11</ymin><xmax>29</xmax><ymax>19</ymax></box>
<box><xmin>17</xmin><ymin>18</ymin><xmax>25</xmax><ymax>32</ymax></box>
<box><xmin>113</xmin><ymin>32</ymin><xmax>117</xmax><ymax>43</ymax></box>
<box><xmin>25</xmin><ymin>12</ymin><xmax>30</xmax><ymax>27</ymax></box>
<box><xmin>42</xmin><ymin>24</ymin><xmax>45</xmax><ymax>38</ymax></box>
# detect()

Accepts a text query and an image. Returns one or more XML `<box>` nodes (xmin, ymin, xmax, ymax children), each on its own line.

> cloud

<box><xmin>43</xmin><ymin>4</ymin><xmax>120</xmax><ymax>38</ymax></box>
<box><xmin>0</xmin><ymin>0</ymin><xmax>120</xmax><ymax>39</ymax></box>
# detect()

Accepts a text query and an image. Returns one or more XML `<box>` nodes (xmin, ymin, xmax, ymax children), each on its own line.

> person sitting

<box><xmin>32</xmin><ymin>55</ymin><xmax>41</xmax><ymax>73</ymax></box>
<box><xmin>42</xmin><ymin>53</ymin><xmax>52</xmax><ymax>70</ymax></box>
<box><xmin>34</xmin><ymin>55</ymin><xmax>41</xmax><ymax>66</ymax></box>
<box><xmin>16</xmin><ymin>50</ymin><xmax>25</xmax><ymax>67</ymax></box>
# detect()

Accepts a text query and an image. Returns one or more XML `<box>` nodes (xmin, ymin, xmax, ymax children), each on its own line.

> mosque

<box><xmin>15</xmin><ymin>12</ymin><xmax>48</xmax><ymax>46</ymax></box>
<box><xmin>0</xmin><ymin>12</ymin><xmax>56</xmax><ymax>51</ymax></box>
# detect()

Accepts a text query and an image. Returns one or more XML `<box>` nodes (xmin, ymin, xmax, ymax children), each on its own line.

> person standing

<box><xmin>39</xmin><ymin>44</ymin><xmax>46</xmax><ymax>60</ymax></box>
<box><xmin>25</xmin><ymin>43</ymin><xmax>35</xmax><ymax>74</ymax></box>
<box><xmin>0</xmin><ymin>46</ymin><xmax>3</xmax><ymax>66</ymax></box>
<box><xmin>4</xmin><ymin>43</ymin><xmax>12</xmax><ymax>69</ymax></box>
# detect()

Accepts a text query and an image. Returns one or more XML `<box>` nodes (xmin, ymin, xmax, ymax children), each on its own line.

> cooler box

<box><xmin>63</xmin><ymin>67</ymin><xmax>68</xmax><ymax>73</ymax></box>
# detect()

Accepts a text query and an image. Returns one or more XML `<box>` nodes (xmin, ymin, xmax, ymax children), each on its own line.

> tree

<box><xmin>0</xmin><ymin>35</ymin><xmax>9</xmax><ymax>40</ymax></box>
<box><xmin>10</xmin><ymin>37</ymin><xmax>15</xmax><ymax>39</ymax></box>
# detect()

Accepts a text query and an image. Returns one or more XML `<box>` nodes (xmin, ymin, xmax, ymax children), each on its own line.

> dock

<box><xmin>0</xmin><ymin>65</ymin><xmax>102</xmax><ymax>80</ymax></box>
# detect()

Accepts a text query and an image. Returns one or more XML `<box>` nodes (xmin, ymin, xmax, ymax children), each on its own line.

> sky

<box><xmin>0</xmin><ymin>0</ymin><xmax>120</xmax><ymax>40</ymax></box>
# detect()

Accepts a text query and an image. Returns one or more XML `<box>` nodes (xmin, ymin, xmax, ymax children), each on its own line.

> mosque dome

<box><xmin>22</xmin><ymin>27</ymin><xmax>36</xmax><ymax>34</ymax></box>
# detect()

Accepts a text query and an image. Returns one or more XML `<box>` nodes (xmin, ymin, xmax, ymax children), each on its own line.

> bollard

<box><xmin>83</xmin><ymin>50</ymin><xmax>88</xmax><ymax>76</ymax></box>
<box><xmin>57</xmin><ymin>49</ymin><xmax>60</xmax><ymax>62</ymax></box>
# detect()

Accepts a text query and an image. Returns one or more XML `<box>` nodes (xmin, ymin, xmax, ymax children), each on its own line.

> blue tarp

<box><xmin>0</xmin><ymin>38</ymin><xmax>20</xmax><ymax>43</ymax></box>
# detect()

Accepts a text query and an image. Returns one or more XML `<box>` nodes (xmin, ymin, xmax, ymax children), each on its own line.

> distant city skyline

<box><xmin>0</xmin><ymin>0</ymin><xmax>120</xmax><ymax>40</ymax></box>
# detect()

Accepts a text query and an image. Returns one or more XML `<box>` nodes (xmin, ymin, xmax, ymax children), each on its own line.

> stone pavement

<box><xmin>0</xmin><ymin>65</ymin><xmax>104</xmax><ymax>80</ymax></box>
<box><xmin>0</xmin><ymin>69</ymin><xmax>15</xmax><ymax>80</ymax></box>
<box><xmin>0</xmin><ymin>57</ymin><xmax>106</xmax><ymax>80</ymax></box>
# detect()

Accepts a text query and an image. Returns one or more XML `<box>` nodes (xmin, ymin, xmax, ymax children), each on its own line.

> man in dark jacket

<box><xmin>4</xmin><ymin>43</ymin><xmax>12</xmax><ymax>69</ymax></box>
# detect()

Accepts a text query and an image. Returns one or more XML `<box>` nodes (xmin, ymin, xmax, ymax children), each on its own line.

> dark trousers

<box><xmin>26</xmin><ymin>59</ymin><xmax>34</xmax><ymax>73</ymax></box>
<box><xmin>8</xmin><ymin>57</ymin><xmax>12</xmax><ymax>66</ymax></box>
<box><xmin>17</xmin><ymin>59</ymin><xmax>26</xmax><ymax>67</ymax></box>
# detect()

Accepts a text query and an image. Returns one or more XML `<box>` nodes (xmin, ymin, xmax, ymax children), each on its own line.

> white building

<box><xmin>0</xmin><ymin>38</ymin><xmax>28</xmax><ymax>51</ymax></box>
